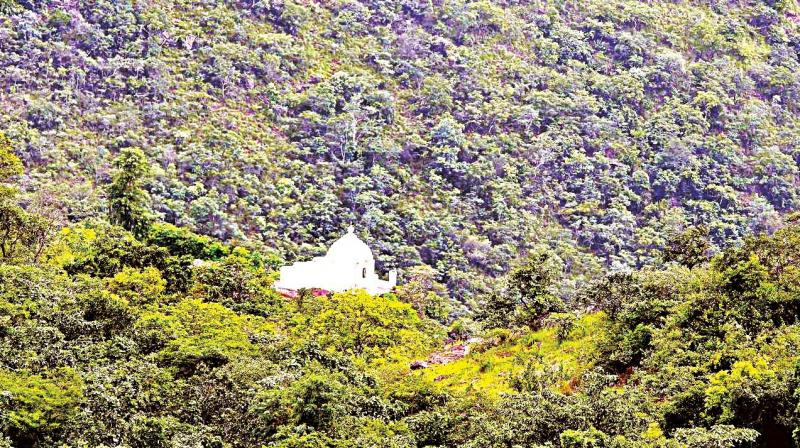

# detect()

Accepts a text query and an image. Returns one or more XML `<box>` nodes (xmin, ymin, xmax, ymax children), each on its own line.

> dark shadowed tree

<box><xmin>0</xmin><ymin>132</ymin><xmax>42</xmax><ymax>262</ymax></box>
<box><xmin>107</xmin><ymin>148</ymin><xmax>154</xmax><ymax>238</ymax></box>
<box><xmin>662</xmin><ymin>225</ymin><xmax>711</xmax><ymax>268</ymax></box>
<box><xmin>479</xmin><ymin>250</ymin><xmax>564</xmax><ymax>329</ymax></box>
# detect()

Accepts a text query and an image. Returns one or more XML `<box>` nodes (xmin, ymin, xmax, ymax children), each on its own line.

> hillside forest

<box><xmin>2</xmin><ymin>0</ymin><xmax>800</xmax><ymax>303</ymax></box>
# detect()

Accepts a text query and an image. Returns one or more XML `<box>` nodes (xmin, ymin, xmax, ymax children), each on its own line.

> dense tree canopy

<box><xmin>1</xmin><ymin>154</ymin><xmax>799</xmax><ymax>445</ymax></box>
<box><xmin>2</xmin><ymin>0</ymin><xmax>799</xmax><ymax>302</ymax></box>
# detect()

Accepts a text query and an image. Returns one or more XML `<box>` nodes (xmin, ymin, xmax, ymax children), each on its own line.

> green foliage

<box><xmin>662</xmin><ymin>225</ymin><xmax>712</xmax><ymax>268</ymax></box>
<box><xmin>4</xmin><ymin>207</ymin><xmax>800</xmax><ymax>447</ymax></box>
<box><xmin>0</xmin><ymin>133</ymin><xmax>55</xmax><ymax>262</ymax></box>
<box><xmin>292</xmin><ymin>289</ymin><xmax>434</xmax><ymax>361</ymax></box>
<box><xmin>147</xmin><ymin>222</ymin><xmax>229</xmax><ymax>260</ymax></box>
<box><xmin>107</xmin><ymin>267</ymin><xmax>167</xmax><ymax>306</ymax></box>
<box><xmin>671</xmin><ymin>425</ymin><xmax>759</xmax><ymax>448</ymax></box>
<box><xmin>1</xmin><ymin>208</ymin><xmax>439</xmax><ymax>446</ymax></box>
<box><xmin>190</xmin><ymin>253</ymin><xmax>278</xmax><ymax>310</ymax></box>
<box><xmin>55</xmin><ymin>221</ymin><xmax>150</xmax><ymax>277</ymax></box>
<box><xmin>1</xmin><ymin>0</ymin><xmax>800</xmax><ymax>442</ymax></box>
<box><xmin>0</xmin><ymin>202</ymin><xmax>28</xmax><ymax>260</ymax></box>
<box><xmin>0</xmin><ymin>368</ymin><xmax>83</xmax><ymax>440</ymax></box>
<box><xmin>255</xmin><ymin>366</ymin><xmax>353</xmax><ymax>433</ymax></box>
<box><xmin>136</xmin><ymin>299</ymin><xmax>268</xmax><ymax>372</ymax></box>
<box><xmin>480</xmin><ymin>250</ymin><xmax>565</xmax><ymax>328</ymax></box>
<box><xmin>560</xmin><ymin>427</ymin><xmax>628</xmax><ymax>448</ymax></box>
<box><xmin>0</xmin><ymin>132</ymin><xmax>22</xmax><ymax>186</ymax></box>
<box><xmin>107</xmin><ymin>148</ymin><xmax>154</xmax><ymax>238</ymax></box>
<box><xmin>3</xmin><ymin>0</ymin><xmax>799</xmax><ymax>303</ymax></box>
<box><xmin>395</xmin><ymin>265</ymin><xmax>452</xmax><ymax>323</ymax></box>
<box><xmin>545</xmin><ymin>312</ymin><xmax>577</xmax><ymax>343</ymax></box>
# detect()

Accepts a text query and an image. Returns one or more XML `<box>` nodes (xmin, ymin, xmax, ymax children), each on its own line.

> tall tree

<box><xmin>0</xmin><ymin>132</ymin><xmax>29</xmax><ymax>260</ymax></box>
<box><xmin>0</xmin><ymin>132</ymin><xmax>22</xmax><ymax>198</ymax></box>
<box><xmin>662</xmin><ymin>225</ymin><xmax>711</xmax><ymax>268</ymax></box>
<box><xmin>479</xmin><ymin>250</ymin><xmax>565</xmax><ymax>329</ymax></box>
<box><xmin>107</xmin><ymin>148</ymin><xmax>154</xmax><ymax>238</ymax></box>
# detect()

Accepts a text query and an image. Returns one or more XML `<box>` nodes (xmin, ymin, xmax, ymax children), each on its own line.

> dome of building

<box><xmin>274</xmin><ymin>225</ymin><xmax>396</xmax><ymax>295</ymax></box>
<box><xmin>326</xmin><ymin>226</ymin><xmax>374</xmax><ymax>262</ymax></box>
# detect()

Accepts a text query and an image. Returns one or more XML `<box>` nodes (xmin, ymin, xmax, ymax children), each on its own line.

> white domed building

<box><xmin>274</xmin><ymin>227</ymin><xmax>397</xmax><ymax>295</ymax></box>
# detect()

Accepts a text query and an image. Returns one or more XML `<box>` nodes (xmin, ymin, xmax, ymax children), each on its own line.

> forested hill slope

<box><xmin>2</xmin><ymin>0</ymin><xmax>800</xmax><ymax>299</ymax></box>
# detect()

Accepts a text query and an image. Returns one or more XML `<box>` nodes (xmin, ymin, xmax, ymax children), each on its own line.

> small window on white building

<box><xmin>362</xmin><ymin>267</ymin><xmax>367</xmax><ymax>278</ymax></box>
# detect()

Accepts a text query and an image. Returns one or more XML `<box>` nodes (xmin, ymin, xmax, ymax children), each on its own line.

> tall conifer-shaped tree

<box><xmin>0</xmin><ymin>132</ymin><xmax>24</xmax><ymax>260</ymax></box>
<box><xmin>0</xmin><ymin>132</ymin><xmax>22</xmax><ymax>196</ymax></box>
<box><xmin>107</xmin><ymin>148</ymin><xmax>153</xmax><ymax>238</ymax></box>
<box><xmin>0</xmin><ymin>132</ymin><xmax>50</xmax><ymax>262</ymax></box>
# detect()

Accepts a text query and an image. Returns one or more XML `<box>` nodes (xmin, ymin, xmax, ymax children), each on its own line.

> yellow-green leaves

<box><xmin>136</xmin><ymin>299</ymin><xmax>272</xmax><ymax>371</ymax></box>
<box><xmin>704</xmin><ymin>359</ymin><xmax>778</xmax><ymax>423</ymax></box>
<box><xmin>0</xmin><ymin>368</ymin><xmax>83</xmax><ymax>433</ymax></box>
<box><xmin>107</xmin><ymin>267</ymin><xmax>167</xmax><ymax>306</ymax></box>
<box><xmin>291</xmin><ymin>290</ymin><xmax>434</xmax><ymax>362</ymax></box>
<box><xmin>0</xmin><ymin>132</ymin><xmax>22</xmax><ymax>186</ymax></box>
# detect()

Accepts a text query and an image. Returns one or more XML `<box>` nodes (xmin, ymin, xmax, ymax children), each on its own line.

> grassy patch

<box><xmin>411</xmin><ymin>312</ymin><xmax>610</xmax><ymax>398</ymax></box>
